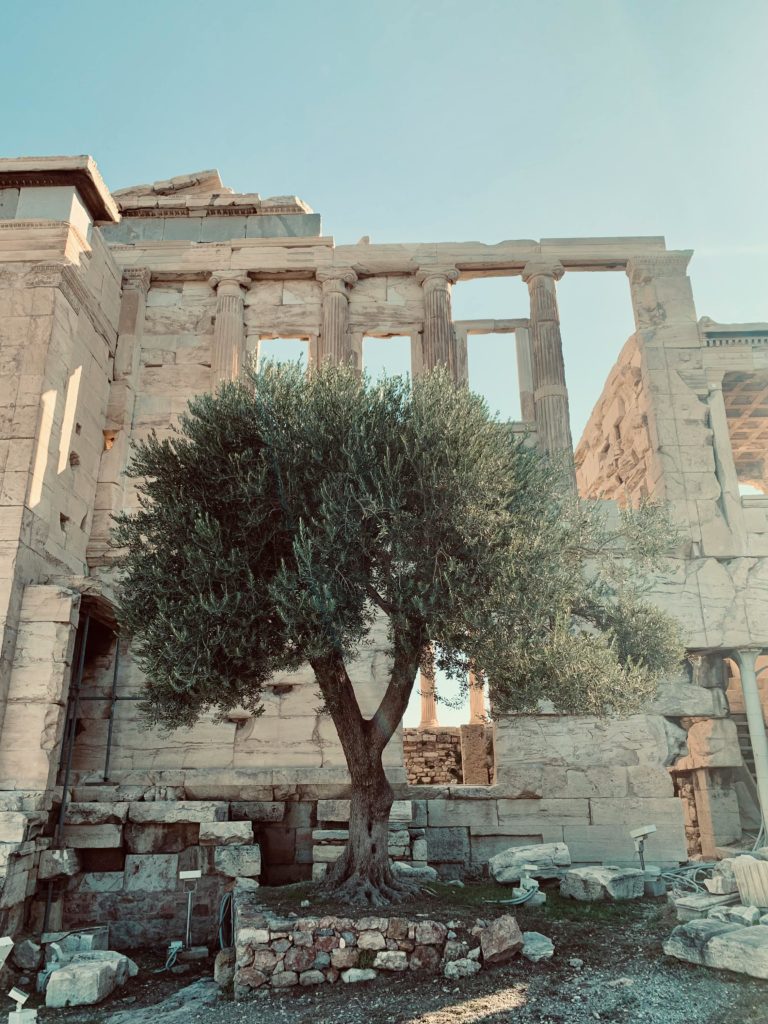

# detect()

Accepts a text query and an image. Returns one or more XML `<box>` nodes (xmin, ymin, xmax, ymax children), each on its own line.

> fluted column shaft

<box><xmin>522</xmin><ymin>259</ymin><xmax>574</xmax><ymax>460</ymax></box>
<box><xmin>317</xmin><ymin>269</ymin><xmax>357</xmax><ymax>367</ymax></box>
<box><xmin>468</xmin><ymin>669</ymin><xmax>486</xmax><ymax>724</ymax></box>
<box><xmin>417</xmin><ymin>268</ymin><xmax>460</xmax><ymax>379</ymax></box>
<box><xmin>210</xmin><ymin>273</ymin><xmax>249</xmax><ymax>387</ymax></box>
<box><xmin>418</xmin><ymin>653</ymin><xmax>439</xmax><ymax>729</ymax></box>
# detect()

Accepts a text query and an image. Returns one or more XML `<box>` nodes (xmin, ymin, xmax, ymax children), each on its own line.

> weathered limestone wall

<box><xmin>69</xmin><ymin>614</ymin><xmax>403</xmax><ymax>779</ymax></box>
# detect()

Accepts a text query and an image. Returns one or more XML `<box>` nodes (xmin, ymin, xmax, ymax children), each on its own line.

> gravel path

<box><xmin>40</xmin><ymin>884</ymin><xmax>768</xmax><ymax>1024</ymax></box>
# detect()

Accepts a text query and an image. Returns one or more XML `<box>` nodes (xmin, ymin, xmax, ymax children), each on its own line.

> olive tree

<box><xmin>114</xmin><ymin>362</ymin><xmax>682</xmax><ymax>905</ymax></box>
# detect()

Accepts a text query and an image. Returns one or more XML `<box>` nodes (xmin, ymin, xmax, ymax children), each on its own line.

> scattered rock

<box><xmin>478</xmin><ymin>914</ymin><xmax>524</xmax><ymax>965</ymax></box>
<box><xmin>561</xmin><ymin>866</ymin><xmax>644</xmax><ymax>902</ymax></box>
<box><xmin>391</xmin><ymin>861</ymin><xmax>438</xmax><ymax>882</ymax></box>
<box><xmin>522</xmin><ymin>931</ymin><xmax>555</xmax><ymax>963</ymax></box>
<box><xmin>446</xmin><ymin>879</ymin><xmax>464</xmax><ymax>888</ymax></box>
<box><xmin>373</xmin><ymin>951</ymin><xmax>408</xmax><ymax>971</ymax></box>
<box><xmin>443</xmin><ymin>957</ymin><xmax>481</xmax><ymax>980</ymax></box>
<box><xmin>342</xmin><ymin>968</ymin><xmax>377</xmax><ymax>983</ymax></box>
<box><xmin>489</xmin><ymin>842</ymin><xmax>571</xmax><ymax>885</ymax></box>
<box><xmin>569</xmin><ymin>957</ymin><xmax>584</xmax><ymax>969</ymax></box>
<box><xmin>12</xmin><ymin>939</ymin><xmax>42</xmax><ymax>972</ymax></box>
<box><xmin>213</xmin><ymin>947</ymin><xmax>235</xmax><ymax>988</ymax></box>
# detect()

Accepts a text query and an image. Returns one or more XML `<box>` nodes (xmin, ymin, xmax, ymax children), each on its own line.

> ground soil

<box><xmin>38</xmin><ymin>881</ymin><xmax>768</xmax><ymax>1024</ymax></box>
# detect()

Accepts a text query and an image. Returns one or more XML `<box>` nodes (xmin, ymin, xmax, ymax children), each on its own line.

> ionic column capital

<box><xmin>416</xmin><ymin>266</ymin><xmax>459</xmax><ymax>290</ymax></box>
<box><xmin>122</xmin><ymin>268</ymin><xmax>151</xmax><ymax>294</ymax></box>
<box><xmin>521</xmin><ymin>259</ymin><xmax>564</xmax><ymax>284</ymax></box>
<box><xmin>316</xmin><ymin>267</ymin><xmax>357</xmax><ymax>295</ymax></box>
<box><xmin>209</xmin><ymin>271</ymin><xmax>250</xmax><ymax>295</ymax></box>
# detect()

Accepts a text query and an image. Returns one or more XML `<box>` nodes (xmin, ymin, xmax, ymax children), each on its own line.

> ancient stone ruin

<box><xmin>0</xmin><ymin>155</ymin><xmax>766</xmax><ymax>955</ymax></box>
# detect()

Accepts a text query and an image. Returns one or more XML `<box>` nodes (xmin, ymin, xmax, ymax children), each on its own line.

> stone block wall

<box><xmin>232</xmin><ymin>891</ymin><xmax>484</xmax><ymax>994</ymax></box>
<box><xmin>403</xmin><ymin>728</ymin><xmax>462</xmax><ymax>785</ymax></box>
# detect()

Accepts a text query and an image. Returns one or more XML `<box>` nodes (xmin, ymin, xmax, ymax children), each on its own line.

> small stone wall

<box><xmin>403</xmin><ymin>728</ymin><xmax>462</xmax><ymax>785</ymax></box>
<box><xmin>231</xmin><ymin>890</ymin><xmax>520</xmax><ymax>994</ymax></box>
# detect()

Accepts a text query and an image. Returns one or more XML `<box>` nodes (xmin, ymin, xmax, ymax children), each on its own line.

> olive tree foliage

<box><xmin>113</xmin><ymin>362</ymin><xmax>682</xmax><ymax>900</ymax></box>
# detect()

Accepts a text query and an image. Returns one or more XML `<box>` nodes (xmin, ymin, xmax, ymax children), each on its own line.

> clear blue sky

<box><xmin>4</xmin><ymin>0</ymin><xmax>766</xmax><ymax>724</ymax></box>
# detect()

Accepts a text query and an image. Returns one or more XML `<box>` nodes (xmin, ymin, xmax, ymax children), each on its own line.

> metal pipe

<box><xmin>103</xmin><ymin>633</ymin><xmax>121</xmax><ymax>781</ymax></box>
<box><xmin>54</xmin><ymin>615</ymin><xmax>90</xmax><ymax>846</ymax></box>
<box><xmin>44</xmin><ymin>614</ymin><xmax>90</xmax><ymax>935</ymax></box>
<box><xmin>736</xmin><ymin>649</ymin><xmax>768</xmax><ymax>832</ymax></box>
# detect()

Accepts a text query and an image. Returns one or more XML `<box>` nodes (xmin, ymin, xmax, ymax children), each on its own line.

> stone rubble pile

<box><xmin>664</xmin><ymin>851</ymin><xmax>768</xmax><ymax>978</ymax></box>
<box><xmin>231</xmin><ymin>889</ymin><xmax>548</xmax><ymax>995</ymax></box>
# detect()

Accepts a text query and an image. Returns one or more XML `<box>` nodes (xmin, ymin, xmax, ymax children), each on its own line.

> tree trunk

<box><xmin>322</xmin><ymin>747</ymin><xmax>413</xmax><ymax>906</ymax></box>
<box><xmin>311</xmin><ymin>638</ymin><xmax>423</xmax><ymax>906</ymax></box>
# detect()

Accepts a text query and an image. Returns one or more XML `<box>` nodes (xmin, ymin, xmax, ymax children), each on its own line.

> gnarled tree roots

<box><xmin>321</xmin><ymin>858</ymin><xmax>421</xmax><ymax>907</ymax></box>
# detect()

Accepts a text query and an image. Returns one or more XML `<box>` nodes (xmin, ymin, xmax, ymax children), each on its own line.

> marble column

<box><xmin>416</xmin><ymin>267</ymin><xmax>460</xmax><ymax>378</ymax></box>
<box><xmin>210</xmin><ymin>272</ymin><xmax>250</xmax><ymax>387</ymax></box>
<box><xmin>468</xmin><ymin>669</ymin><xmax>486</xmax><ymax>724</ymax></box>
<box><xmin>514</xmin><ymin>326</ymin><xmax>535</xmax><ymax>424</ymax></box>
<box><xmin>418</xmin><ymin>654</ymin><xmax>439</xmax><ymax>730</ymax></box>
<box><xmin>735</xmin><ymin>649</ymin><xmax>768</xmax><ymax>833</ymax></box>
<box><xmin>317</xmin><ymin>268</ymin><xmax>357</xmax><ymax>367</ymax></box>
<box><xmin>522</xmin><ymin>259</ymin><xmax>574</xmax><ymax>460</ymax></box>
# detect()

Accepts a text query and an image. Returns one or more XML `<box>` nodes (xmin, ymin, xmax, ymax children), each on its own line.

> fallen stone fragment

<box><xmin>45</xmin><ymin>951</ymin><xmax>138</xmax><ymax>1008</ymax></box>
<box><xmin>521</xmin><ymin>932</ymin><xmax>555</xmax><ymax>962</ymax></box>
<box><xmin>478</xmin><ymin>914</ymin><xmax>524</xmax><ymax>965</ymax></box>
<box><xmin>732</xmin><ymin>856</ymin><xmax>768</xmax><ymax>908</ymax></box>
<box><xmin>13</xmin><ymin>939</ymin><xmax>42</xmax><ymax>971</ymax></box>
<box><xmin>665</xmin><ymin>920</ymin><xmax>768</xmax><ymax>979</ymax></box>
<box><xmin>443</xmin><ymin>957</ymin><xmax>481</xmax><ymax>979</ymax></box>
<box><xmin>569</xmin><ymin>957</ymin><xmax>584</xmax><ymax>969</ymax></box>
<box><xmin>489</xmin><ymin>842</ymin><xmax>571</xmax><ymax>885</ymax></box>
<box><xmin>708</xmin><ymin>905</ymin><xmax>761</xmax><ymax>926</ymax></box>
<box><xmin>341</xmin><ymin>968</ymin><xmax>377</xmax><ymax>983</ymax></box>
<box><xmin>213</xmin><ymin>948</ymin><xmax>235</xmax><ymax>988</ymax></box>
<box><xmin>673</xmin><ymin>892</ymin><xmax>739</xmax><ymax>923</ymax></box>
<box><xmin>391</xmin><ymin>861</ymin><xmax>438</xmax><ymax>882</ymax></box>
<box><xmin>560</xmin><ymin>866</ymin><xmax>644</xmax><ymax>902</ymax></box>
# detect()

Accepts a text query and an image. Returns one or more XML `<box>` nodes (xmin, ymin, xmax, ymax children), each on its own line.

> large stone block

<box><xmin>214</xmin><ymin>844</ymin><xmax>261</xmax><ymax>878</ymax></box>
<box><xmin>230</xmin><ymin>802</ymin><xmax>285</xmax><ymax>822</ymax></box>
<box><xmin>495</xmin><ymin>714</ymin><xmax>674</xmax><ymax>769</ymax></box>
<box><xmin>200</xmin><ymin>822</ymin><xmax>254</xmax><ymax>846</ymax></box>
<box><xmin>124</xmin><ymin>823</ymin><xmax>200</xmax><ymax>854</ymax></box>
<box><xmin>64</xmin><ymin>803</ymin><xmax>129</xmax><ymax>825</ymax></box>
<box><xmin>424</xmin><ymin>827</ymin><xmax>469</xmax><ymax>864</ymax></box>
<box><xmin>675</xmin><ymin>719</ymin><xmax>743</xmax><ymax>770</ymax></box>
<box><xmin>561</xmin><ymin>866</ymin><xmax>645</xmax><ymax>901</ymax></box>
<box><xmin>38</xmin><ymin>848</ymin><xmax>80</xmax><ymax>880</ymax></box>
<box><xmin>124</xmin><ymin>854</ymin><xmax>179</xmax><ymax>892</ymax></box>
<box><xmin>664</xmin><ymin>921</ymin><xmax>768</xmax><ymax>979</ymax></box>
<box><xmin>563</xmin><ymin>823</ymin><xmax>686</xmax><ymax>866</ymax></box>
<box><xmin>649</xmin><ymin>679</ymin><xmax>729</xmax><ymax>718</ymax></box>
<box><xmin>62</xmin><ymin>825</ymin><xmax>122</xmax><ymax>849</ymax></box>
<box><xmin>489</xmin><ymin>842</ymin><xmax>571</xmax><ymax>884</ymax></box>
<box><xmin>588</xmin><ymin>797</ymin><xmax>685</xmax><ymax>826</ymax></box>
<box><xmin>128</xmin><ymin>801</ymin><xmax>227</xmax><ymax>824</ymax></box>
<box><xmin>426</xmin><ymin>800</ymin><xmax>498</xmax><ymax>830</ymax></box>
